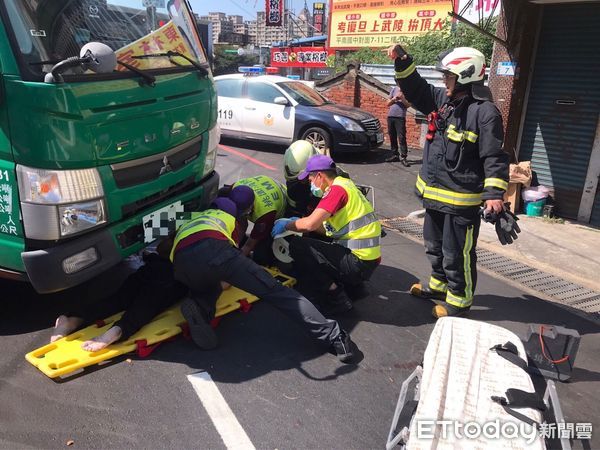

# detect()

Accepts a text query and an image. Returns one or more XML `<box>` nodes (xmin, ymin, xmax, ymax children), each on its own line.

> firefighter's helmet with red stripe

<box><xmin>435</xmin><ymin>47</ymin><xmax>486</xmax><ymax>85</ymax></box>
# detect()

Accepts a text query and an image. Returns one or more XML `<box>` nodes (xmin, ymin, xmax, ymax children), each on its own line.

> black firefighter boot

<box><xmin>409</xmin><ymin>282</ymin><xmax>447</xmax><ymax>301</ymax></box>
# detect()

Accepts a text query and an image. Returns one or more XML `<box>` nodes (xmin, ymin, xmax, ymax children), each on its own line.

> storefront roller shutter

<box><xmin>519</xmin><ymin>3</ymin><xmax>600</xmax><ymax>220</ymax></box>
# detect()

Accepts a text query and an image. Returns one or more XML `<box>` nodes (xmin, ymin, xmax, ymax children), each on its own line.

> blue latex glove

<box><xmin>271</xmin><ymin>218</ymin><xmax>298</xmax><ymax>238</ymax></box>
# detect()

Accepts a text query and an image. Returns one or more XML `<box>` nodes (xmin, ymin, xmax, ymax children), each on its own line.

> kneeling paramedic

<box><xmin>226</xmin><ymin>175</ymin><xmax>287</xmax><ymax>265</ymax></box>
<box><xmin>272</xmin><ymin>154</ymin><xmax>381</xmax><ymax>315</ymax></box>
<box><xmin>389</xmin><ymin>44</ymin><xmax>517</xmax><ymax>318</ymax></box>
<box><xmin>169</xmin><ymin>197</ymin><xmax>357</xmax><ymax>363</ymax></box>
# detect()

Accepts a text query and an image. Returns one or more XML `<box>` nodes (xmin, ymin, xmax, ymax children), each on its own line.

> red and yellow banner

<box><xmin>328</xmin><ymin>0</ymin><xmax>454</xmax><ymax>49</ymax></box>
<box><xmin>266</xmin><ymin>0</ymin><xmax>284</xmax><ymax>26</ymax></box>
<box><xmin>270</xmin><ymin>47</ymin><xmax>335</xmax><ymax>68</ymax></box>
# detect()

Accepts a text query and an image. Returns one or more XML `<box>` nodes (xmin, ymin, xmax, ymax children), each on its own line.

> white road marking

<box><xmin>187</xmin><ymin>372</ymin><xmax>256</xmax><ymax>450</ymax></box>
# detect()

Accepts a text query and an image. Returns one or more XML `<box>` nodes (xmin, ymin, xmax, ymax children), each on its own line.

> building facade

<box><xmin>488</xmin><ymin>0</ymin><xmax>600</xmax><ymax>225</ymax></box>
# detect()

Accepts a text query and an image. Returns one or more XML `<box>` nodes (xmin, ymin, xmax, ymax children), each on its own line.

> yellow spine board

<box><xmin>26</xmin><ymin>268</ymin><xmax>295</xmax><ymax>378</ymax></box>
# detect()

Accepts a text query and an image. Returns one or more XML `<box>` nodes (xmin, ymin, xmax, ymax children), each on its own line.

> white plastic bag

<box><xmin>522</xmin><ymin>185</ymin><xmax>550</xmax><ymax>202</ymax></box>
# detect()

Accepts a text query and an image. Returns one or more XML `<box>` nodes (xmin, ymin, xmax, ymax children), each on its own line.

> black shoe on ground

<box><xmin>385</xmin><ymin>153</ymin><xmax>401</xmax><ymax>162</ymax></box>
<box><xmin>409</xmin><ymin>283</ymin><xmax>446</xmax><ymax>301</ymax></box>
<box><xmin>180</xmin><ymin>297</ymin><xmax>218</xmax><ymax>350</ymax></box>
<box><xmin>400</xmin><ymin>157</ymin><xmax>409</xmax><ymax>167</ymax></box>
<box><xmin>320</xmin><ymin>286</ymin><xmax>353</xmax><ymax>315</ymax></box>
<box><xmin>346</xmin><ymin>281</ymin><xmax>370</xmax><ymax>301</ymax></box>
<box><xmin>330</xmin><ymin>330</ymin><xmax>356</xmax><ymax>363</ymax></box>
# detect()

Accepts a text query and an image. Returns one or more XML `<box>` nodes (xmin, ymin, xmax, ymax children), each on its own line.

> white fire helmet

<box><xmin>283</xmin><ymin>140</ymin><xmax>320</xmax><ymax>181</ymax></box>
<box><xmin>436</xmin><ymin>47</ymin><xmax>486</xmax><ymax>85</ymax></box>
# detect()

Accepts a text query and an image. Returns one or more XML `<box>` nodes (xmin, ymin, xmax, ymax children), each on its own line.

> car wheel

<box><xmin>301</xmin><ymin>127</ymin><xmax>332</xmax><ymax>154</ymax></box>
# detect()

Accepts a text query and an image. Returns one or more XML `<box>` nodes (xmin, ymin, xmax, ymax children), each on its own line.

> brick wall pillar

<box><xmin>488</xmin><ymin>0</ymin><xmax>541</xmax><ymax>161</ymax></box>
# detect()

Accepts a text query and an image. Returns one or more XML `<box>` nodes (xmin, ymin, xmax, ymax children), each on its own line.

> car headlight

<box><xmin>16</xmin><ymin>165</ymin><xmax>106</xmax><ymax>239</ymax></box>
<box><xmin>334</xmin><ymin>115</ymin><xmax>364</xmax><ymax>132</ymax></box>
<box><xmin>203</xmin><ymin>123</ymin><xmax>221</xmax><ymax>177</ymax></box>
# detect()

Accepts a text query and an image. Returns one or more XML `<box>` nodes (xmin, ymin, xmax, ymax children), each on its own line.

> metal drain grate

<box><xmin>381</xmin><ymin>217</ymin><xmax>600</xmax><ymax>322</ymax></box>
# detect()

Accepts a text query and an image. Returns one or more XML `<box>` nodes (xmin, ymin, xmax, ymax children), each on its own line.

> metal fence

<box><xmin>361</xmin><ymin>64</ymin><xmax>490</xmax><ymax>88</ymax></box>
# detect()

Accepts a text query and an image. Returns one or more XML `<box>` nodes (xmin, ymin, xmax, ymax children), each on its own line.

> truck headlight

<box><xmin>334</xmin><ymin>115</ymin><xmax>364</xmax><ymax>132</ymax></box>
<box><xmin>17</xmin><ymin>165</ymin><xmax>106</xmax><ymax>240</ymax></box>
<box><xmin>203</xmin><ymin>123</ymin><xmax>221</xmax><ymax>177</ymax></box>
<box><xmin>58</xmin><ymin>200</ymin><xmax>106</xmax><ymax>237</ymax></box>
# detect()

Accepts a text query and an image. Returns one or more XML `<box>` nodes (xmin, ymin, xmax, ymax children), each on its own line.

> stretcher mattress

<box><xmin>407</xmin><ymin>317</ymin><xmax>545</xmax><ymax>450</ymax></box>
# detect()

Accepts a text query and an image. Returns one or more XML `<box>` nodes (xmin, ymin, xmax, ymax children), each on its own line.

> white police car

<box><xmin>215</xmin><ymin>67</ymin><xmax>384</xmax><ymax>153</ymax></box>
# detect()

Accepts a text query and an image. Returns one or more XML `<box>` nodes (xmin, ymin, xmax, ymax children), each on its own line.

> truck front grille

<box><xmin>121</xmin><ymin>176</ymin><xmax>197</xmax><ymax>219</ymax></box>
<box><xmin>111</xmin><ymin>136</ymin><xmax>202</xmax><ymax>189</ymax></box>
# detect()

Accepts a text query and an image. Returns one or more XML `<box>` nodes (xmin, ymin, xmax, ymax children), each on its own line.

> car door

<box><xmin>242</xmin><ymin>79</ymin><xmax>295</xmax><ymax>144</ymax></box>
<box><xmin>215</xmin><ymin>78</ymin><xmax>245</xmax><ymax>138</ymax></box>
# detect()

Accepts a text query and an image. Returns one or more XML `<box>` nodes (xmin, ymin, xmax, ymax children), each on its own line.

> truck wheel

<box><xmin>301</xmin><ymin>127</ymin><xmax>332</xmax><ymax>154</ymax></box>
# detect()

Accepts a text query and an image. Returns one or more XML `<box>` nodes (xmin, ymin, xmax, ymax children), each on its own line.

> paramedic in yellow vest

<box><xmin>271</xmin><ymin>155</ymin><xmax>381</xmax><ymax>316</ymax></box>
<box><xmin>169</xmin><ymin>197</ymin><xmax>357</xmax><ymax>363</ymax></box>
<box><xmin>229</xmin><ymin>175</ymin><xmax>287</xmax><ymax>264</ymax></box>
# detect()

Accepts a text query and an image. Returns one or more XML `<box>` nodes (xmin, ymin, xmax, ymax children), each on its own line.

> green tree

<box><xmin>213</xmin><ymin>45</ymin><xmax>259</xmax><ymax>76</ymax></box>
<box><xmin>336</xmin><ymin>19</ymin><xmax>496</xmax><ymax>70</ymax></box>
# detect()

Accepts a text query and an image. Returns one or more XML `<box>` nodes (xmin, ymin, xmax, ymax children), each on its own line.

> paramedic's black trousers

<box><xmin>289</xmin><ymin>236</ymin><xmax>379</xmax><ymax>294</ymax></box>
<box><xmin>423</xmin><ymin>209</ymin><xmax>480</xmax><ymax>308</ymax></box>
<box><xmin>173</xmin><ymin>238</ymin><xmax>341</xmax><ymax>345</ymax></box>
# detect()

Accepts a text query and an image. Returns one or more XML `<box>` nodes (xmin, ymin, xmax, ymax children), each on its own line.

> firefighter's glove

<box><xmin>271</xmin><ymin>218</ymin><xmax>297</xmax><ymax>238</ymax></box>
<box><xmin>495</xmin><ymin>209</ymin><xmax>521</xmax><ymax>245</ymax></box>
<box><xmin>391</xmin><ymin>45</ymin><xmax>414</xmax><ymax>75</ymax></box>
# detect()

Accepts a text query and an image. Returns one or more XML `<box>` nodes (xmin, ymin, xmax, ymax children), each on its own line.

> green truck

<box><xmin>0</xmin><ymin>1</ymin><xmax>220</xmax><ymax>293</ymax></box>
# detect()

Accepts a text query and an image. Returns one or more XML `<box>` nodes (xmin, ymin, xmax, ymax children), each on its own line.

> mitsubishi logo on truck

<box><xmin>159</xmin><ymin>156</ymin><xmax>172</xmax><ymax>176</ymax></box>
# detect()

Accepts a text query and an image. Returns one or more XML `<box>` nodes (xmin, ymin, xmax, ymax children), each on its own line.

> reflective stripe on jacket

<box><xmin>234</xmin><ymin>175</ymin><xmax>287</xmax><ymax>222</ymax></box>
<box><xmin>324</xmin><ymin>176</ymin><xmax>381</xmax><ymax>261</ymax></box>
<box><xmin>394</xmin><ymin>59</ymin><xmax>509</xmax><ymax>215</ymax></box>
<box><xmin>170</xmin><ymin>209</ymin><xmax>237</xmax><ymax>261</ymax></box>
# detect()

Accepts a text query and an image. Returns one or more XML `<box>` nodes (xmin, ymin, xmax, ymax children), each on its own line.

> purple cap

<box><xmin>210</xmin><ymin>197</ymin><xmax>238</xmax><ymax>218</ymax></box>
<box><xmin>229</xmin><ymin>185</ymin><xmax>255</xmax><ymax>212</ymax></box>
<box><xmin>297</xmin><ymin>154</ymin><xmax>336</xmax><ymax>181</ymax></box>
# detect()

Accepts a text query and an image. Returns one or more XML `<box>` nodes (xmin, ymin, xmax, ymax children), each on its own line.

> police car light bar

<box><xmin>238</xmin><ymin>66</ymin><xmax>265</xmax><ymax>74</ymax></box>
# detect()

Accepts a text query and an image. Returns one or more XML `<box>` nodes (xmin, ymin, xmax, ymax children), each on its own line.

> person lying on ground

<box><xmin>50</xmin><ymin>237</ymin><xmax>188</xmax><ymax>352</ymax></box>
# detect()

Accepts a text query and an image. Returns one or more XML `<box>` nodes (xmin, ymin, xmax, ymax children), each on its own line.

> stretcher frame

<box><xmin>386</xmin><ymin>354</ymin><xmax>571</xmax><ymax>450</ymax></box>
<box><xmin>26</xmin><ymin>267</ymin><xmax>295</xmax><ymax>379</ymax></box>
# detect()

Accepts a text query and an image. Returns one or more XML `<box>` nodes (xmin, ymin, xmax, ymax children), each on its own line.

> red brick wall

<box><xmin>488</xmin><ymin>0</ymin><xmax>541</xmax><ymax>161</ymax></box>
<box><xmin>317</xmin><ymin>68</ymin><xmax>425</xmax><ymax>150</ymax></box>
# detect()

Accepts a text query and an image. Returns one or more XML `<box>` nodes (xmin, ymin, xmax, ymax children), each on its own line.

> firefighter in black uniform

<box><xmin>389</xmin><ymin>45</ymin><xmax>510</xmax><ymax>318</ymax></box>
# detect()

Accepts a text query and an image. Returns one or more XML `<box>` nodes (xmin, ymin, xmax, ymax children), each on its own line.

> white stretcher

<box><xmin>387</xmin><ymin>317</ymin><xmax>570</xmax><ymax>450</ymax></box>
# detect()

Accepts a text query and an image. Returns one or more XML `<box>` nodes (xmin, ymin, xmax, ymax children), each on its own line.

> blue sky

<box><xmin>113</xmin><ymin>0</ymin><xmax>308</xmax><ymax>20</ymax></box>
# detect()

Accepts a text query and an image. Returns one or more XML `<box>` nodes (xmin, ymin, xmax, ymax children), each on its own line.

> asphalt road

<box><xmin>0</xmin><ymin>141</ymin><xmax>598</xmax><ymax>449</ymax></box>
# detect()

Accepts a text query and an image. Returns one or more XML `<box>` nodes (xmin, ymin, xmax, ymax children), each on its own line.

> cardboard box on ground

<box><xmin>504</xmin><ymin>161</ymin><xmax>532</xmax><ymax>213</ymax></box>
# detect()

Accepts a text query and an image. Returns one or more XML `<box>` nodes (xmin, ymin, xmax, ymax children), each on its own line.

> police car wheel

<box><xmin>302</xmin><ymin>127</ymin><xmax>331</xmax><ymax>153</ymax></box>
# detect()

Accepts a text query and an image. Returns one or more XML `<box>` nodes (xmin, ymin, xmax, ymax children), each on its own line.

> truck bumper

<box><xmin>22</xmin><ymin>171</ymin><xmax>219</xmax><ymax>294</ymax></box>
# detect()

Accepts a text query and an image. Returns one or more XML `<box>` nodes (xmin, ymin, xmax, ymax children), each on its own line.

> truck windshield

<box><xmin>276</xmin><ymin>81</ymin><xmax>328</xmax><ymax>106</ymax></box>
<box><xmin>0</xmin><ymin>0</ymin><xmax>208</xmax><ymax>81</ymax></box>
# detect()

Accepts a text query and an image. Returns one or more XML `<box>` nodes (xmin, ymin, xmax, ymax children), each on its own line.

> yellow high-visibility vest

<box><xmin>170</xmin><ymin>209</ymin><xmax>237</xmax><ymax>261</ymax></box>
<box><xmin>324</xmin><ymin>176</ymin><xmax>381</xmax><ymax>261</ymax></box>
<box><xmin>234</xmin><ymin>175</ymin><xmax>287</xmax><ymax>222</ymax></box>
